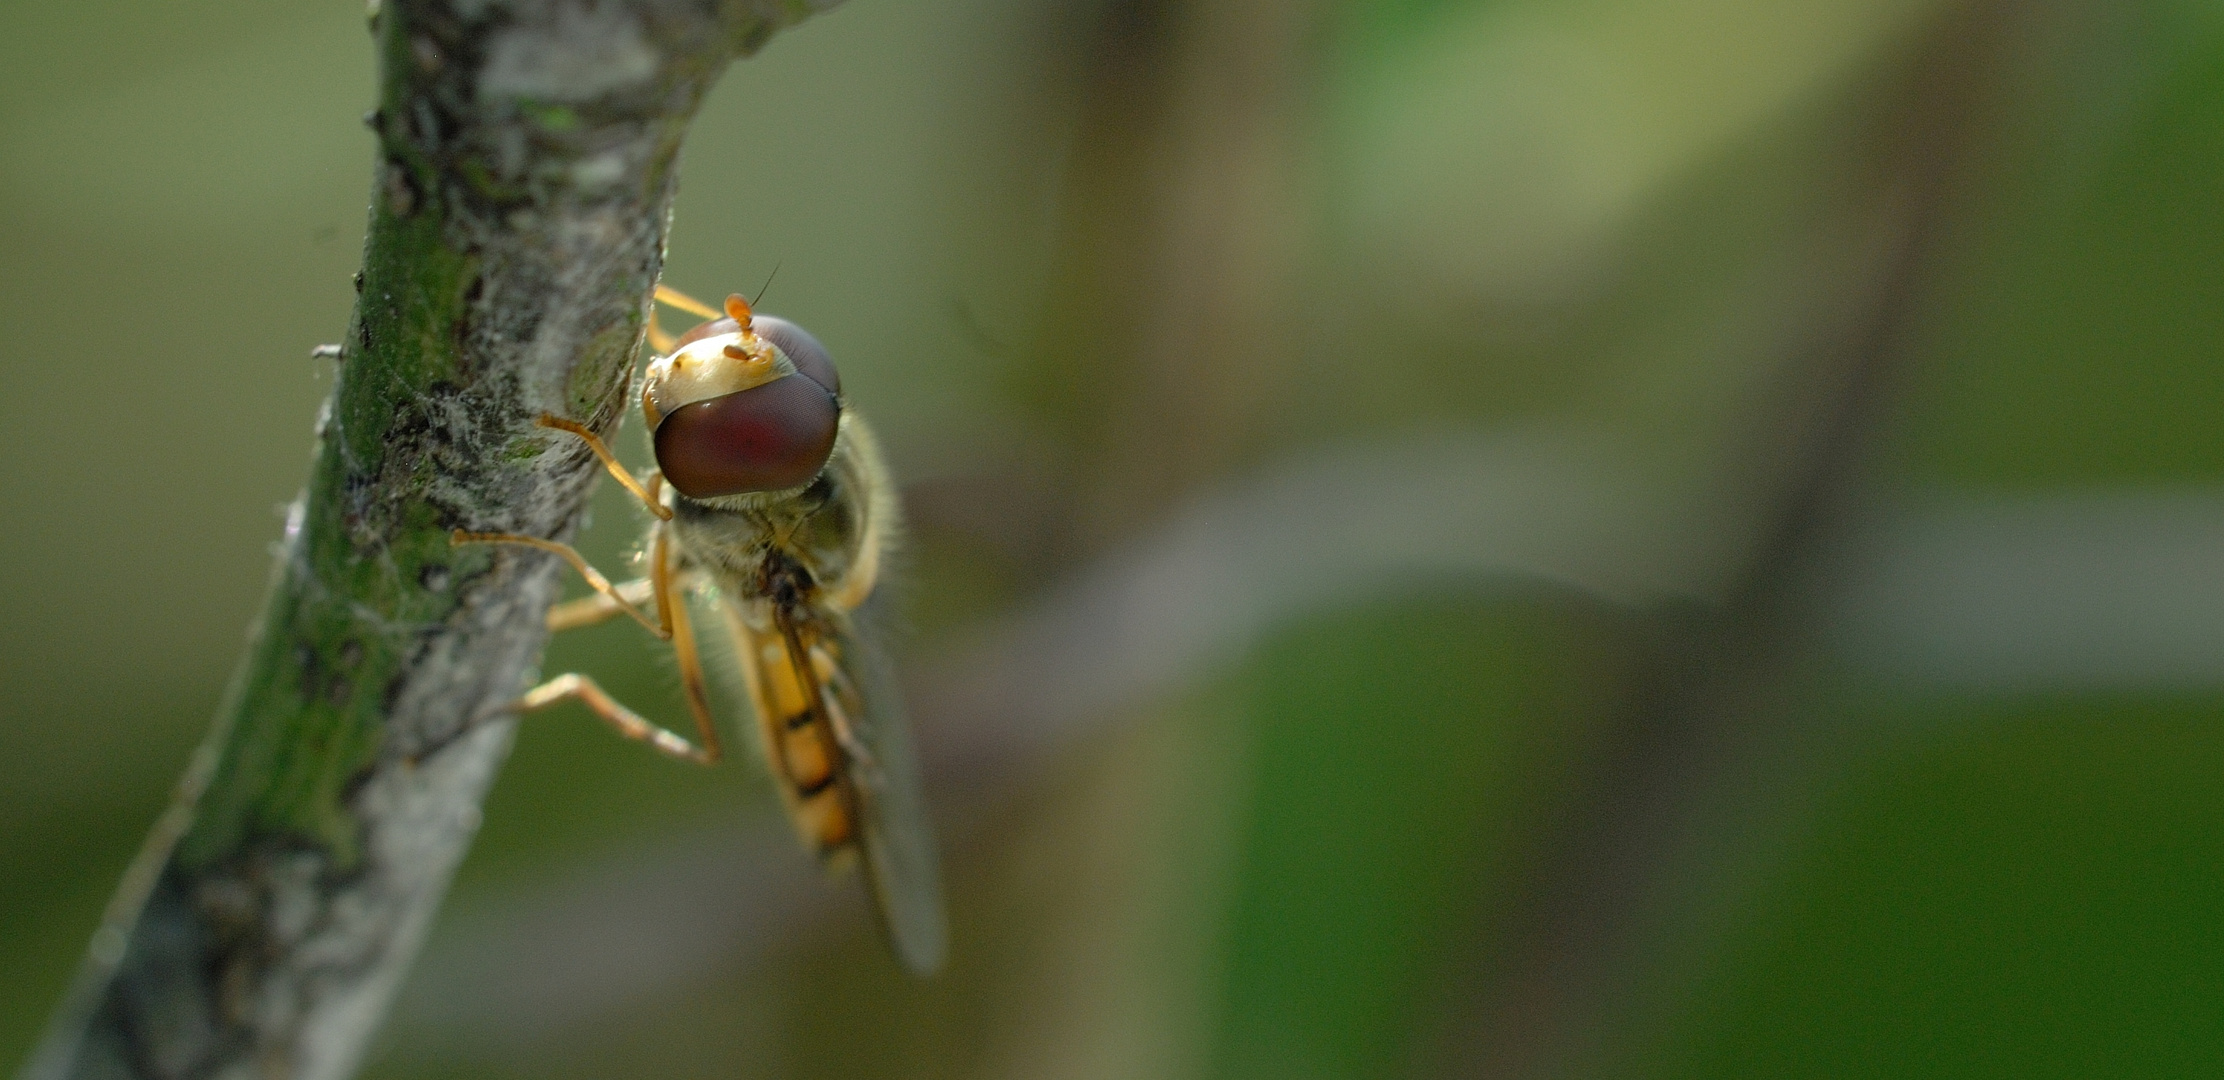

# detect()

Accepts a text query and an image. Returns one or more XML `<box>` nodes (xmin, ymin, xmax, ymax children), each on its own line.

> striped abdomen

<box><xmin>742</xmin><ymin>616</ymin><xmax>861</xmax><ymax>858</ymax></box>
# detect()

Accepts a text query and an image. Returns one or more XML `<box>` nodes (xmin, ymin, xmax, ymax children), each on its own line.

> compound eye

<box><xmin>670</xmin><ymin>315</ymin><xmax>741</xmax><ymax>351</ymax></box>
<box><xmin>753</xmin><ymin>316</ymin><xmax>841</xmax><ymax>397</ymax></box>
<box><xmin>654</xmin><ymin>376</ymin><xmax>840</xmax><ymax>499</ymax></box>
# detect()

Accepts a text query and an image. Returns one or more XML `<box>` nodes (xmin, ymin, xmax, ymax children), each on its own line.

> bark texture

<box><xmin>21</xmin><ymin>2</ymin><xmax>828</xmax><ymax>1077</ymax></box>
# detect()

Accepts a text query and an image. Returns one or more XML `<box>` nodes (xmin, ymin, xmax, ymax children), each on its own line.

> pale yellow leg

<box><xmin>517</xmin><ymin>673</ymin><xmax>714</xmax><ymax>764</ymax></box>
<box><xmin>649</xmin><ymin>284</ymin><xmax>729</xmax><ymax>354</ymax></box>
<box><xmin>653</xmin><ymin>284</ymin><xmax>724</xmax><ymax>320</ymax></box>
<box><xmin>451</xmin><ymin>531</ymin><xmax>669</xmax><ymax>639</ymax></box>
<box><xmin>818</xmin><ymin>677</ymin><xmax>877</xmax><ymax>777</ymax></box>
<box><xmin>810</xmin><ymin>646</ymin><xmax>872</xmax><ymax>753</ymax></box>
<box><xmin>500</xmin><ymin>524</ymin><xmax>721</xmax><ymax>764</ymax></box>
<box><xmin>661</xmin><ymin>529</ymin><xmax>725</xmax><ymax>763</ymax></box>
<box><xmin>650</xmin><ymin>524</ymin><xmax>675</xmax><ymax>638</ymax></box>
<box><xmin>776</xmin><ymin>621</ymin><xmax>878</xmax><ymax>775</ymax></box>
<box><xmin>547</xmin><ymin>578</ymin><xmax>656</xmax><ymax>632</ymax></box>
<box><xmin>535</xmin><ymin>414</ymin><xmax>672</xmax><ymax>521</ymax></box>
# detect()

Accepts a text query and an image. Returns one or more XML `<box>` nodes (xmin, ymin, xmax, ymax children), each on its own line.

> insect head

<box><xmin>643</xmin><ymin>295</ymin><xmax>844</xmax><ymax>499</ymax></box>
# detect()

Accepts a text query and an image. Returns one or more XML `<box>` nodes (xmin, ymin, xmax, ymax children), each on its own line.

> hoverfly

<box><xmin>454</xmin><ymin>285</ymin><xmax>946</xmax><ymax>975</ymax></box>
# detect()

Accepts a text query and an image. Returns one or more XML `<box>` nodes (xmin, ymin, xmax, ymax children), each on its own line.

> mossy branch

<box><xmin>20</xmin><ymin>2</ymin><xmax>830</xmax><ymax>1076</ymax></box>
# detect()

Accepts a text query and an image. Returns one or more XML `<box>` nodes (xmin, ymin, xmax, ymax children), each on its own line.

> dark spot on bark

<box><xmin>338</xmin><ymin>639</ymin><xmax>365</xmax><ymax>670</ymax></box>
<box><xmin>453</xmin><ymin>278</ymin><xmax>486</xmax><ymax>365</ymax></box>
<box><xmin>380</xmin><ymin>669</ymin><xmax>410</xmax><ymax>719</ymax></box>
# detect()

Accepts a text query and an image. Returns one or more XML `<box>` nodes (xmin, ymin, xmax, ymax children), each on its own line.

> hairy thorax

<box><xmin>665</xmin><ymin>458</ymin><xmax>866</xmax><ymax>600</ymax></box>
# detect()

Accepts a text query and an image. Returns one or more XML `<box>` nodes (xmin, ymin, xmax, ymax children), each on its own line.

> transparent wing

<box><xmin>814</xmin><ymin>603</ymin><xmax>948</xmax><ymax>976</ymax></box>
<box><xmin>712</xmin><ymin>589</ymin><xmax>947</xmax><ymax>976</ymax></box>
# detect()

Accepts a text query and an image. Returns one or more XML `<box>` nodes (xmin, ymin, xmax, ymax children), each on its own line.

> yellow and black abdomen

<box><xmin>721</xmin><ymin>599</ymin><xmax>862</xmax><ymax>859</ymax></box>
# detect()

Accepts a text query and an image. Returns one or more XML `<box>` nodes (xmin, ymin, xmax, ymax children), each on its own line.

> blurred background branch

<box><xmin>18</xmin><ymin>2</ymin><xmax>825</xmax><ymax>1077</ymax></box>
<box><xmin>1425</xmin><ymin>4</ymin><xmax>2021</xmax><ymax>1074</ymax></box>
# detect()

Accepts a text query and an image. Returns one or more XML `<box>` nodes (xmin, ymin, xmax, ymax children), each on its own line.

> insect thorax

<box><xmin>667</xmin><ymin>465</ymin><xmax>865</xmax><ymax>599</ymax></box>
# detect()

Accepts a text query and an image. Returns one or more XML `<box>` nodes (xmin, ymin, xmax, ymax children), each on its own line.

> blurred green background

<box><xmin>8</xmin><ymin>0</ymin><xmax>2224</xmax><ymax>1076</ymax></box>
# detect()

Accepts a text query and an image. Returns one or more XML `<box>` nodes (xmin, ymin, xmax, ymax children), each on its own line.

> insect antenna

<box><xmin>753</xmin><ymin>262</ymin><xmax>782</xmax><ymax>307</ymax></box>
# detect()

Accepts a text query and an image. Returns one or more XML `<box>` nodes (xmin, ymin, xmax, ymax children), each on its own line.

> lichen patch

<box><xmin>478</xmin><ymin>5</ymin><xmax>660</xmax><ymax>104</ymax></box>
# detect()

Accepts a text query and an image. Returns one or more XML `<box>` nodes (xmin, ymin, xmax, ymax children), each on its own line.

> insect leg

<box><xmin>535</xmin><ymin>414</ymin><xmax>673</xmax><ymax>521</ymax></box>
<box><xmin>649</xmin><ymin>284</ymin><xmax>726</xmax><ymax>352</ymax></box>
<box><xmin>804</xmin><ymin>643</ymin><xmax>880</xmax><ymax>774</ymax></box>
<box><xmin>776</xmin><ymin>622</ymin><xmax>882</xmax><ymax>786</ymax></box>
<box><xmin>545</xmin><ymin>528</ymin><xmax>704</xmax><ymax>632</ymax></box>
<box><xmin>451</xmin><ymin>531</ymin><xmax>669</xmax><ymax>639</ymax></box>
<box><xmin>653</xmin><ymin>284</ymin><xmax>724</xmax><ymax>320</ymax></box>
<box><xmin>546</xmin><ymin>578</ymin><xmax>655</xmax><ymax>632</ymax></box>
<box><xmin>514</xmin><ymin>673</ymin><xmax>714</xmax><ymax>764</ymax></box>
<box><xmin>658</xmin><ymin>528</ymin><xmax>726</xmax><ymax>763</ymax></box>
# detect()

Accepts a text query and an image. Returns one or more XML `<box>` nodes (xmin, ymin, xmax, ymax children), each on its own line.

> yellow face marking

<box><xmin>640</xmin><ymin>331</ymin><xmax>786</xmax><ymax>430</ymax></box>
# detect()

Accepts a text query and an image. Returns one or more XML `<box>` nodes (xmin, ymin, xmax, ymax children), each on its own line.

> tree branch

<box><xmin>20</xmin><ymin>2</ymin><xmax>829</xmax><ymax>1076</ymax></box>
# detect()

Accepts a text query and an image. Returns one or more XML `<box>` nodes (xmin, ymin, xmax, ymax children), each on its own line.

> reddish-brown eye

<box><xmin>753</xmin><ymin>316</ymin><xmax>841</xmax><ymax>397</ymax></box>
<box><xmin>671</xmin><ymin>315</ymin><xmax>741</xmax><ymax>350</ymax></box>
<box><xmin>654</xmin><ymin>376</ymin><xmax>839</xmax><ymax>498</ymax></box>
